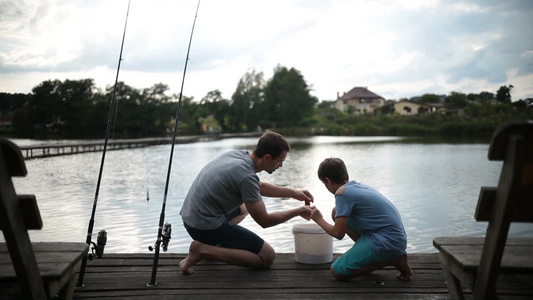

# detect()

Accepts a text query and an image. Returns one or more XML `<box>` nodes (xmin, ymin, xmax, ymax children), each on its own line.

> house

<box><xmin>0</xmin><ymin>117</ymin><xmax>12</xmax><ymax>127</ymax></box>
<box><xmin>393</xmin><ymin>100</ymin><xmax>423</xmax><ymax>116</ymax></box>
<box><xmin>333</xmin><ymin>87</ymin><xmax>385</xmax><ymax>115</ymax></box>
<box><xmin>425</xmin><ymin>102</ymin><xmax>444</xmax><ymax>113</ymax></box>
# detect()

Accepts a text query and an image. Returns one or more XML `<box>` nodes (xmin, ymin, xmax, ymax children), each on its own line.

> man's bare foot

<box><xmin>394</xmin><ymin>254</ymin><xmax>413</xmax><ymax>281</ymax></box>
<box><xmin>179</xmin><ymin>259</ymin><xmax>194</xmax><ymax>275</ymax></box>
<box><xmin>179</xmin><ymin>241</ymin><xmax>203</xmax><ymax>275</ymax></box>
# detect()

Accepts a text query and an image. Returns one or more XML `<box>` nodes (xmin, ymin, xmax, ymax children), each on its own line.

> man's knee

<box><xmin>257</xmin><ymin>242</ymin><xmax>275</xmax><ymax>268</ymax></box>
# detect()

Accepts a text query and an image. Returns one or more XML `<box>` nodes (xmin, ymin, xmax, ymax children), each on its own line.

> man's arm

<box><xmin>245</xmin><ymin>200</ymin><xmax>312</xmax><ymax>228</ymax></box>
<box><xmin>259</xmin><ymin>182</ymin><xmax>313</xmax><ymax>202</ymax></box>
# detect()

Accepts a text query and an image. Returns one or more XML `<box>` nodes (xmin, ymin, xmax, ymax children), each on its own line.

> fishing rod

<box><xmin>147</xmin><ymin>0</ymin><xmax>201</xmax><ymax>287</ymax></box>
<box><xmin>76</xmin><ymin>0</ymin><xmax>131</xmax><ymax>288</ymax></box>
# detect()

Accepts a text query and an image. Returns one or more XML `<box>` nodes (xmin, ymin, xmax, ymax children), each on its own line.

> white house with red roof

<box><xmin>334</xmin><ymin>87</ymin><xmax>385</xmax><ymax>115</ymax></box>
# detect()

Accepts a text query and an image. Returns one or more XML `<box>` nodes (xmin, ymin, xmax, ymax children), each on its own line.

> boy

<box><xmin>311</xmin><ymin>157</ymin><xmax>412</xmax><ymax>281</ymax></box>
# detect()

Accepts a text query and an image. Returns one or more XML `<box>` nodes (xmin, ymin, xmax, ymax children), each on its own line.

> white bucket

<box><xmin>292</xmin><ymin>223</ymin><xmax>333</xmax><ymax>264</ymax></box>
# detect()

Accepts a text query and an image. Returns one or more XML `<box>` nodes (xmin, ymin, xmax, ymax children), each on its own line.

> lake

<box><xmin>3</xmin><ymin>136</ymin><xmax>532</xmax><ymax>254</ymax></box>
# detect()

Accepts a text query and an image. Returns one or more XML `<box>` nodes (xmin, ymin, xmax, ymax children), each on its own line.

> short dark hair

<box><xmin>317</xmin><ymin>158</ymin><xmax>349</xmax><ymax>184</ymax></box>
<box><xmin>253</xmin><ymin>130</ymin><xmax>290</xmax><ymax>159</ymax></box>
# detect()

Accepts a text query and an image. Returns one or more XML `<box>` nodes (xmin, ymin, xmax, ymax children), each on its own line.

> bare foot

<box><xmin>179</xmin><ymin>259</ymin><xmax>194</xmax><ymax>275</ymax></box>
<box><xmin>179</xmin><ymin>241</ymin><xmax>203</xmax><ymax>275</ymax></box>
<box><xmin>394</xmin><ymin>254</ymin><xmax>413</xmax><ymax>281</ymax></box>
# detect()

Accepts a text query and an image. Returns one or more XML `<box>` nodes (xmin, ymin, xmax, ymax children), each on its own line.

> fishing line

<box><xmin>272</xmin><ymin>97</ymin><xmax>308</xmax><ymax>204</ymax></box>
<box><xmin>147</xmin><ymin>0</ymin><xmax>201</xmax><ymax>287</ymax></box>
<box><xmin>76</xmin><ymin>0</ymin><xmax>131</xmax><ymax>288</ymax></box>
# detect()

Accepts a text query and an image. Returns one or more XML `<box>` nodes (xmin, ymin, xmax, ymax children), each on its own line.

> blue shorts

<box><xmin>331</xmin><ymin>220</ymin><xmax>399</xmax><ymax>276</ymax></box>
<box><xmin>183</xmin><ymin>208</ymin><xmax>264</xmax><ymax>254</ymax></box>
<box><xmin>332</xmin><ymin>234</ymin><xmax>384</xmax><ymax>275</ymax></box>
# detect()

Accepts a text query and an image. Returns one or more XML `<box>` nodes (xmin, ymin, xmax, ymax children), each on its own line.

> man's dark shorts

<box><xmin>183</xmin><ymin>207</ymin><xmax>264</xmax><ymax>254</ymax></box>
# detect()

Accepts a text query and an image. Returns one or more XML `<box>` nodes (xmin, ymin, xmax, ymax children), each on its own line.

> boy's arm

<box><xmin>259</xmin><ymin>181</ymin><xmax>313</xmax><ymax>203</ymax></box>
<box><xmin>312</xmin><ymin>208</ymin><xmax>348</xmax><ymax>240</ymax></box>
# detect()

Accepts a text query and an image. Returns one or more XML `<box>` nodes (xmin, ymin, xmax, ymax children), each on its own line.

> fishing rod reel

<box><xmin>88</xmin><ymin>229</ymin><xmax>107</xmax><ymax>260</ymax></box>
<box><xmin>148</xmin><ymin>223</ymin><xmax>172</xmax><ymax>252</ymax></box>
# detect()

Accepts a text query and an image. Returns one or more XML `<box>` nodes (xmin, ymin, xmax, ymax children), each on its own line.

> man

<box><xmin>179</xmin><ymin>131</ymin><xmax>313</xmax><ymax>274</ymax></box>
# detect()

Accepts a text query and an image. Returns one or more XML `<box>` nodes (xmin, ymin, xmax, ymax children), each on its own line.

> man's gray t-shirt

<box><xmin>180</xmin><ymin>150</ymin><xmax>261</xmax><ymax>230</ymax></box>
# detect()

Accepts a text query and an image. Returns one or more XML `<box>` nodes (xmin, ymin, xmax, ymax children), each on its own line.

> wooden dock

<box><xmin>71</xmin><ymin>252</ymin><xmax>533</xmax><ymax>299</ymax></box>
<box><xmin>18</xmin><ymin>132</ymin><xmax>262</xmax><ymax>160</ymax></box>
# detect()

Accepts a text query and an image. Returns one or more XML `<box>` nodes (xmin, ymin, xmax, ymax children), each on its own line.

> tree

<box><xmin>57</xmin><ymin>79</ymin><xmax>100</xmax><ymax>137</ymax></box>
<box><xmin>229</xmin><ymin>69</ymin><xmax>265</xmax><ymax>131</ymax></box>
<box><xmin>496</xmin><ymin>85</ymin><xmax>513</xmax><ymax>104</ymax></box>
<box><xmin>445</xmin><ymin>92</ymin><xmax>468</xmax><ymax>109</ymax></box>
<box><xmin>263</xmin><ymin>65</ymin><xmax>317</xmax><ymax>128</ymax></box>
<box><xmin>200</xmin><ymin>90</ymin><xmax>230</xmax><ymax>132</ymax></box>
<box><xmin>0</xmin><ymin>93</ymin><xmax>30</xmax><ymax>116</ymax></box>
<box><xmin>479</xmin><ymin>91</ymin><xmax>494</xmax><ymax>103</ymax></box>
<box><xmin>29</xmin><ymin>79</ymin><xmax>64</xmax><ymax>131</ymax></box>
<box><xmin>419</xmin><ymin>94</ymin><xmax>443</xmax><ymax>104</ymax></box>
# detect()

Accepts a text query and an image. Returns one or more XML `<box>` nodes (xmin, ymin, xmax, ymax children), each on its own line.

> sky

<box><xmin>1</xmin><ymin>0</ymin><xmax>532</xmax><ymax>102</ymax></box>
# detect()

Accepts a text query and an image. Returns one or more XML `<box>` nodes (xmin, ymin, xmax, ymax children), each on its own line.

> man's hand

<box><xmin>299</xmin><ymin>205</ymin><xmax>313</xmax><ymax>221</ymax></box>
<box><xmin>293</xmin><ymin>189</ymin><xmax>314</xmax><ymax>204</ymax></box>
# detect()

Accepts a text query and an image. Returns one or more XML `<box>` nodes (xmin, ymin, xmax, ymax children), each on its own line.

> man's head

<box><xmin>253</xmin><ymin>131</ymin><xmax>290</xmax><ymax>159</ymax></box>
<box><xmin>317</xmin><ymin>158</ymin><xmax>349</xmax><ymax>184</ymax></box>
<box><xmin>253</xmin><ymin>131</ymin><xmax>290</xmax><ymax>174</ymax></box>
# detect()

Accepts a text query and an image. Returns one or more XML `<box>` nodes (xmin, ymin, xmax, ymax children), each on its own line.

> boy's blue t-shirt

<box><xmin>335</xmin><ymin>181</ymin><xmax>407</xmax><ymax>257</ymax></box>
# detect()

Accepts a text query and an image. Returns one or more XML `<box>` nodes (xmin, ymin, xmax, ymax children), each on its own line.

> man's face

<box><xmin>264</xmin><ymin>151</ymin><xmax>287</xmax><ymax>174</ymax></box>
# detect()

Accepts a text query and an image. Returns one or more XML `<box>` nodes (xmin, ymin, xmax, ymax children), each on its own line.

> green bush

<box><xmin>353</xmin><ymin>123</ymin><xmax>384</xmax><ymax>136</ymax></box>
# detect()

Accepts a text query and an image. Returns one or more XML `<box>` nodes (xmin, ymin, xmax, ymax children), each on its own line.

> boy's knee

<box><xmin>331</xmin><ymin>207</ymin><xmax>336</xmax><ymax>221</ymax></box>
<box><xmin>330</xmin><ymin>267</ymin><xmax>349</xmax><ymax>281</ymax></box>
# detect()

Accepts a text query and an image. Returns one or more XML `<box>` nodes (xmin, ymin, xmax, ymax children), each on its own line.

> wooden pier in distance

<box><xmin>71</xmin><ymin>252</ymin><xmax>533</xmax><ymax>299</ymax></box>
<box><xmin>18</xmin><ymin>132</ymin><xmax>262</xmax><ymax>160</ymax></box>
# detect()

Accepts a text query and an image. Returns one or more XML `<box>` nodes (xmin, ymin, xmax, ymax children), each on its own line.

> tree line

<box><xmin>0</xmin><ymin>66</ymin><xmax>317</xmax><ymax>138</ymax></box>
<box><xmin>0</xmin><ymin>65</ymin><xmax>530</xmax><ymax>139</ymax></box>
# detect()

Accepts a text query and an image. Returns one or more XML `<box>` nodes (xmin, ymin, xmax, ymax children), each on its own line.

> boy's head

<box><xmin>253</xmin><ymin>130</ymin><xmax>290</xmax><ymax>159</ymax></box>
<box><xmin>318</xmin><ymin>158</ymin><xmax>349</xmax><ymax>184</ymax></box>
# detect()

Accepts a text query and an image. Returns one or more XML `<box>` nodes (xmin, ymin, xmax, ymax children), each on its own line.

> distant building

<box><xmin>393</xmin><ymin>100</ymin><xmax>422</xmax><ymax>116</ymax></box>
<box><xmin>0</xmin><ymin>117</ymin><xmax>12</xmax><ymax>127</ymax></box>
<box><xmin>333</xmin><ymin>87</ymin><xmax>385</xmax><ymax>115</ymax></box>
<box><xmin>393</xmin><ymin>101</ymin><xmax>446</xmax><ymax>116</ymax></box>
<box><xmin>425</xmin><ymin>102</ymin><xmax>444</xmax><ymax>113</ymax></box>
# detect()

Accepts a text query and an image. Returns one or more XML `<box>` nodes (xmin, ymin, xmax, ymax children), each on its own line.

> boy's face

<box><xmin>322</xmin><ymin>178</ymin><xmax>337</xmax><ymax>195</ymax></box>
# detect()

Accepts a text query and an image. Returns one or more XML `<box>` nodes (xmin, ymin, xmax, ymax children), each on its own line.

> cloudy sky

<box><xmin>1</xmin><ymin>0</ymin><xmax>532</xmax><ymax>102</ymax></box>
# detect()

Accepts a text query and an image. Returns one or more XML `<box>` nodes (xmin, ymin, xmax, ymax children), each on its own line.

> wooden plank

<box><xmin>0</xmin><ymin>242</ymin><xmax>89</xmax><ymax>253</ymax></box>
<box><xmin>433</xmin><ymin>237</ymin><xmax>533</xmax><ymax>248</ymax></box>
<box><xmin>0</xmin><ymin>139</ymin><xmax>47</xmax><ymax>299</ymax></box>
<box><xmin>488</xmin><ymin>120</ymin><xmax>533</xmax><ymax>161</ymax></box>
<box><xmin>475</xmin><ymin>186</ymin><xmax>533</xmax><ymax>222</ymax></box>
<box><xmin>474</xmin><ymin>134</ymin><xmax>524</xmax><ymax>299</ymax></box>
<box><xmin>17</xmin><ymin>194</ymin><xmax>42</xmax><ymax>230</ymax></box>
<box><xmin>68</xmin><ymin>253</ymin><xmax>533</xmax><ymax>300</ymax></box>
<box><xmin>438</xmin><ymin>244</ymin><xmax>533</xmax><ymax>272</ymax></box>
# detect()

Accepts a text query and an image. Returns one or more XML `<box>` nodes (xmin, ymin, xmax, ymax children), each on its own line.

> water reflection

<box><xmin>3</xmin><ymin>136</ymin><xmax>532</xmax><ymax>254</ymax></box>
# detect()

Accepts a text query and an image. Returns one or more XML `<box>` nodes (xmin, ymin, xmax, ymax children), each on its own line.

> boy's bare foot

<box><xmin>394</xmin><ymin>254</ymin><xmax>413</xmax><ymax>281</ymax></box>
<box><xmin>179</xmin><ymin>241</ymin><xmax>203</xmax><ymax>275</ymax></box>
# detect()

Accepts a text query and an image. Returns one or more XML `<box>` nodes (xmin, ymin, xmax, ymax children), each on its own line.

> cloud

<box><xmin>0</xmin><ymin>0</ymin><xmax>532</xmax><ymax>101</ymax></box>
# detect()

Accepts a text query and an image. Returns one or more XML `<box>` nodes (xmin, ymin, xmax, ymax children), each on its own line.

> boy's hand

<box><xmin>299</xmin><ymin>205</ymin><xmax>312</xmax><ymax>221</ymax></box>
<box><xmin>310</xmin><ymin>207</ymin><xmax>323</xmax><ymax>222</ymax></box>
